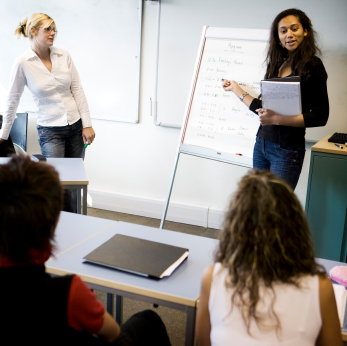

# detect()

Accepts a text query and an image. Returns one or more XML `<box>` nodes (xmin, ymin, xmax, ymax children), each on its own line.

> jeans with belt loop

<box><xmin>37</xmin><ymin>119</ymin><xmax>85</xmax><ymax>213</ymax></box>
<box><xmin>253</xmin><ymin>136</ymin><xmax>305</xmax><ymax>190</ymax></box>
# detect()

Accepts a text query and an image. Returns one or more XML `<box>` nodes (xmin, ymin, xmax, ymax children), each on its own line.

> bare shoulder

<box><xmin>196</xmin><ymin>264</ymin><xmax>215</xmax><ymax>346</ymax></box>
<box><xmin>318</xmin><ymin>275</ymin><xmax>334</xmax><ymax>299</ymax></box>
<box><xmin>202</xmin><ymin>264</ymin><xmax>215</xmax><ymax>279</ymax></box>
<box><xmin>316</xmin><ymin>275</ymin><xmax>343</xmax><ymax>346</ymax></box>
<box><xmin>201</xmin><ymin>265</ymin><xmax>215</xmax><ymax>290</ymax></box>
<box><xmin>318</xmin><ymin>275</ymin><xmax>336</xmax><ymax>313</ymax></box>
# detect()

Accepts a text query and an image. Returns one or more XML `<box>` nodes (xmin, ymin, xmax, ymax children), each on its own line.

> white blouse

<box><xmin>0</xmin><ymin>47</ymin><xmax>92</xmax><ymax>140</ymax></box>
<box><xmin>209</xmin><ymin>263</ymin><xmax>322</xmax><ymax>346</ymax></box>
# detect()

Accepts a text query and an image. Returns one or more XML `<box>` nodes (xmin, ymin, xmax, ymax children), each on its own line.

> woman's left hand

<box><xmin>82</xmin><ymin>127</ymin><xmax>96</xmax><ymax>145</ymax></box>
<box><xmin>256</xmin><ymin>108</ymin><xmax>278</xmax><ymax>126</ymax></box>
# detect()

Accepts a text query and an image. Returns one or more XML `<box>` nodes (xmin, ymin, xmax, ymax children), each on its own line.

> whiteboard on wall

<box><xmin>157</xmin><ymin>0</ymin><xmax>347</xmax><ymax>142</ymax></box>
<box><xmin>0</xmin><ymin>0</ymin><xmax>142</xmax><ymax>123</ymax></box>
<box><xmin>179</xmin><ymin>27</ymin><xmax>268</xmax><ymax>168</ymax></box>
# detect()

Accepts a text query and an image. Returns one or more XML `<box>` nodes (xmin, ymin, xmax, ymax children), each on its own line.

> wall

<box><xmin>86</xmin><ymin>2</ymin><xmax>314</xmax><ymax>229</ymax></box>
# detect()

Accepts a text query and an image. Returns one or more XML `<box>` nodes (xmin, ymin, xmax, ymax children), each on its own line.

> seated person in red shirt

<box><xmin>0</xmin><ymin>156</ymin><xmax>171</xmax><ymax>346</ymax></box>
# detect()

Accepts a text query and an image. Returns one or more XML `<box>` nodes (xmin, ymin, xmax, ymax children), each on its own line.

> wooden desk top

<box><xmin>312</xmin><ymin>134</ymin><xmax>347</xmax><ymax>156</ymax></box>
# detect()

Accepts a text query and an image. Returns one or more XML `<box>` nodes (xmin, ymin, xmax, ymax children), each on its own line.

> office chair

<box><xmin>13</xmin><ymin>143</ymin><xmax>26</xmax><ymax>155</ymax></box>
<box><xmin>9</xmin><ymin>113</ymin><xmax>28</xmax><ymax>152</ymax></box>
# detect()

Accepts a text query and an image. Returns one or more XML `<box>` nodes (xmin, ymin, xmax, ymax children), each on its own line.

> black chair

<box><xmin>0</xmin><ymin>113</ymin><xmax>28</xmax><ymax>156</ymax></box>
<box><xmin>0</xmin><ymin>114</ymin><xmax>16</xmax><ymax>157</ymax></box>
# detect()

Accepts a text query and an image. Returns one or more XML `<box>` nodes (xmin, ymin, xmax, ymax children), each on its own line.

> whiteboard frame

<box><xmin>178</xmin><ymin>26</ymin><xmax>270</xmax><ymax>168</ymax></box>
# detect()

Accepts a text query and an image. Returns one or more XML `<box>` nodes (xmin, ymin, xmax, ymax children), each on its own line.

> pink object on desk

<box><xmin>330</xmin><ymin>266</ymin><xmax>347</xmax><ymax>287</ymax></box>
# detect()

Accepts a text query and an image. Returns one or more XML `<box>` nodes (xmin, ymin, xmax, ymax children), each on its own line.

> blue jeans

<box><xmin>253</xmin><ymin>136</ymin><xmax>305</xmax><ymax>190</ymax></box>
<box><xmin>37</xmin><ymin>119</ymin><xmax>85</xmax><ymax>213</ymax></box>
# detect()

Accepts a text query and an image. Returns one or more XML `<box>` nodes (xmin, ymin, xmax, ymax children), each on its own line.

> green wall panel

<box><xmin>306</xmin><ymin>153</ymin><xmax>347</xmax><ymax>261</ymax></box>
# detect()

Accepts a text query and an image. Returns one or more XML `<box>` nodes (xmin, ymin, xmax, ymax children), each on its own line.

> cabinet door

<box><xmin>306</xmin><ymin>154</ymin><xmax>347</xmax><ymax>261</ymax></box>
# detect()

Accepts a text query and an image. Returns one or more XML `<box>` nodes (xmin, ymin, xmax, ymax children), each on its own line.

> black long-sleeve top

<box><xmin>249</xmin><ymin>57</ymin><xmax>329</xmax><ymax>148</ymax></box>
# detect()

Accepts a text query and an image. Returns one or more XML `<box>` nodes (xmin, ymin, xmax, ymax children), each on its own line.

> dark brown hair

<box><xmin>265</xmin><ymin>8</ymin><xmax>321</xmax><ymax>79</ymax></box>
<box><xmin>0</xmin><ymin>156</ymin><xmax>63</xmax><ymax>263</ymax></box>
<box><xmin>215</xmin><ymin>170</ymin><xmax>325</xmax><ymax>334</ymax></box>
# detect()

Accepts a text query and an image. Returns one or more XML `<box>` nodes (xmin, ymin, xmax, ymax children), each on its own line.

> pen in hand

<box><xmin>84</xmin><ymin>142</ymin><xmax>89</xmax><ymax>149</ymax></box>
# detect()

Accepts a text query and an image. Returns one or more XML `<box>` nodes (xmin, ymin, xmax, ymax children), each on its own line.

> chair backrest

<box><xmin>13</xmin><ymin>143</ymin><xmax>27</xmax><ymax>155</ymax></box>
<box><xmin>9</xmin><ymin>113</ymin><xmax>28</xmax><ymax>152</ymax></box>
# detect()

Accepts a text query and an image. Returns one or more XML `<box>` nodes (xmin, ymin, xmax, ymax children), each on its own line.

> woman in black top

<box><xmin>223</xmin><ymin>8</ymin><xmax>329</xmax><ymax>189</ymax></box>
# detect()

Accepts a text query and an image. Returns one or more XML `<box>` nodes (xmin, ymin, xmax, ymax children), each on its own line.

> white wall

<box><xmin>86</xmin><ymin>3</ymin><xmax>313</xmax><ymax>229</ymax></box>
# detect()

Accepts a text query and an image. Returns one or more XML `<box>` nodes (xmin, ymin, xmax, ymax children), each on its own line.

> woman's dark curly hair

<box><xmin>215</xmin><ymin>170</ymin><xmax>326</xmax><ymax>335</ymax></box>
<box><xmin>265</xmin><ymin>8</ymin><xmax>321</xmax><ymax>79</ymax></box>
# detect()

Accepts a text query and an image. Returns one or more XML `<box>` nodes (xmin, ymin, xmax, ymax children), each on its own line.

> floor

<box><xmin>87</xmin><ymin>207</ymin><xmax>221</xmax><ymax>346</ymax></box>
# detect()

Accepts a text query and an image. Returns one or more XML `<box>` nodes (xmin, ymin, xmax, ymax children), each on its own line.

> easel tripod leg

<box><xmin>160</xmin><ymin>152</ymin><xmax>180</xmax><ymax>229</ymax></box>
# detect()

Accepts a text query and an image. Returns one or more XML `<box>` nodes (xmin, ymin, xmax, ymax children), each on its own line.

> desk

<box><xmin>53</xmin><ymin>212</ymin><xmax>117</xmax><ymax>256</ymax></box>
<box><xmin>0</xmin><ymin>157</ymin><xmax>89</xmax><ymax>215</ymax></box>
<box><xmin>48</xmin><ymin>212</ymin><xmax>347</xmax><ymax>345</ymax></box>
<box><xmin>46</xmin><ymin>213</ymin><xmax>218</xmax><ymax>346</ymax></box>
<box><xmin>305</xmin><ymin>135</ymin><xmax>347</xmax><ymax>261</ymax></box>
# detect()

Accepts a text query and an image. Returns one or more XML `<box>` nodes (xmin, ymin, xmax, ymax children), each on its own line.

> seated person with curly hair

<box><xmin>196</xmin><ymin>170</ymin><xmax>342</xmax><ymax>346</ymax></box>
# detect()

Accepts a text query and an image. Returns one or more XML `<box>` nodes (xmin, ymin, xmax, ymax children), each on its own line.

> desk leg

<box><xmin>82</xmin><ymin>186</ymin><xmax>87</xmax><ymax>215</ymax></box>
<box><xmin>107</xmin><ymin>293</ymin><xmax>114</xmax><ymax>316</ymax></box>
<box><xmin>77</xmin><ymin>188</ymin><xmax>82</xmax><ymax>214</ymax></box>
<box><xmin>115</xmin><ymin>295</ymin><xmax>123</xmax><ymax>325</ymax></box>
<box><xmin>185</xmin><ymin>306</ymin><xmax>196</xmax><ymax>346</ymax></box>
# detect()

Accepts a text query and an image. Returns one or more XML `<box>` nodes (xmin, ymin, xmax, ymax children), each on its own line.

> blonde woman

<box><xmin>0</xmin><ymin>13</ymin><xmax>95</xmax><ymax>212</ymax></box>
<box><xmin>196</xmin><ymin>170</ymin><xmax>342</xmax><ymax>346</ymax></box>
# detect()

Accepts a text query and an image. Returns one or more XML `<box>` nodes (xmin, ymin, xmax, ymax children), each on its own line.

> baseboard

<box><xmin>88</xmin><ymin>190</ymin><xmax>224</xmax><ymax>229</ymax></box>
<box><xmin>89</xmin><ymin>190</ymin><xmax>210</xmax><ymax>227</ymax></box>
<box><xmin>207</xmin><ymin>208</ymin><xmax>225</xmax><ymax>230</ymax></box>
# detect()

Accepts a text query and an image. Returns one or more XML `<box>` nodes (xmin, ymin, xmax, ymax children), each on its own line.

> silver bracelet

<box><xmin>240</xmin><ymin>92</ymin><xmax>249</xmax><ymax>102</ymax></box>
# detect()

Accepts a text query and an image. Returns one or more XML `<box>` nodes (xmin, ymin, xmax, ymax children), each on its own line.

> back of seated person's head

<box><xmin>215</xmin><ymin>169</ymin><xmax>325</xmax><ymax>332</ymax></box>
<box><xmin>0</xmin><ymin>155</ymin><xmax>63</xmax><ymax>264</ymax></box>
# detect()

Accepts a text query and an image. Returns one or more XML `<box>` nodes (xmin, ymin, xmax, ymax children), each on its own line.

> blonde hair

<box><xmin>15</xmin><ymin>13</ymin><xmax>55</xmax><ymax>40</ymax></box>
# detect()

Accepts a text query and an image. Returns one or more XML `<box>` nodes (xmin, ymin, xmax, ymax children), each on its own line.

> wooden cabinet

<box><xmin>305</xmin><ymin>135</ymin><xmax>347</xmax><ymax>262</ymax></box>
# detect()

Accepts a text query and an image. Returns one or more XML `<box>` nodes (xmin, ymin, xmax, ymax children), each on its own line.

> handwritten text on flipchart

<box><xmin>183</xmin><ymin>38</ymin><xmax>267</xmax><ymax>157</ymax></box>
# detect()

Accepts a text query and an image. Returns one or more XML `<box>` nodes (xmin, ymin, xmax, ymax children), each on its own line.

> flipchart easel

<box><xmin>160</xmin><ymin>26</ymin><xmax>269</xmax><ymax>229</ymax></box>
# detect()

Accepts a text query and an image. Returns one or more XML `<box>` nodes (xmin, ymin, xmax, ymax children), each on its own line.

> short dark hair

<box><xmin>265</xmin><ymin>8</ymin><xmax>320</xmax><ymax>79</ymax></box>
<box><xmin>0</xmin><ymin>156</ymin><xmax>63</xmax><ymax>263</ymax></box>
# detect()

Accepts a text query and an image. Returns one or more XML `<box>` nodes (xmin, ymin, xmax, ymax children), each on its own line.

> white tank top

<box><xmin>209</xmin><ymin>263</ymin><xmax>322</xmax><ymax>346</ymax></box>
